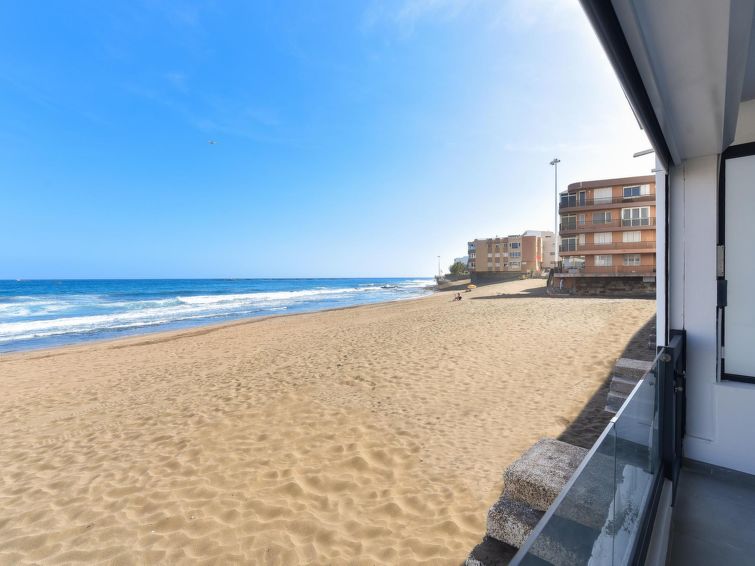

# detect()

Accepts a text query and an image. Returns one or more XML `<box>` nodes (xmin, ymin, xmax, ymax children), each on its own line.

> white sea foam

<box><xmin>0</xmin><ymin>280</ymin><xmax>433</xmax><ymax>346</ymax></box>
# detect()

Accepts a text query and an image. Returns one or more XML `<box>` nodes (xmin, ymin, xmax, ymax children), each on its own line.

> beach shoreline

<box><xmin>0</xmin><ymin>278</ymin><xmax>436</xmax><ymax>357</ymax></box>
<box><xmin>0</xmin><ymin>288</ymin><xmax>437</xmax><ymax>360</ymax></box>
<box><xmin>0</xmin><ymin>279</ymin><xmax>655</xmax><ymax>564</ymax></box>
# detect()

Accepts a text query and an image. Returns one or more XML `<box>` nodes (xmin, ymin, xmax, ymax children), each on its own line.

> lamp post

<box><xmin>550</xmin><ymin>158</ymin><xmax>561</xmax><ymax>267</ymax></box>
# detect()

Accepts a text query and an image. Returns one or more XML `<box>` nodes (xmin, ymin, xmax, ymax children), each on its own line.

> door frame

<box><xmin>718</xmin><ymin>142</ymin><xmax>755</xmax><ymax>384</ymax></box>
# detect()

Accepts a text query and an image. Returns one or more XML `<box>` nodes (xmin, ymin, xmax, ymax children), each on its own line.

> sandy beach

<box><xmin>0</xmin><ymin>279</ymin><xmax>655</xmax><ymax>565</ymax></box>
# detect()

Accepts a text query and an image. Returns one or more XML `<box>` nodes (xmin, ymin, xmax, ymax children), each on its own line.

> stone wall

<box><xmin>555</xmin><ymin>276</ymin><xmax>655</xmax><ymax>297</ymax></box>
<box><xmin>470</xmin><ymin>271</ymin><xmax>528</xmax><ymax>285</ymax></box>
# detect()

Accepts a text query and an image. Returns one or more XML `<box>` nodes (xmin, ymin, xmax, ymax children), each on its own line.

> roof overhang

<box><xmin>580</xmin><ymin>0</ymin><xmax>755</xmax><ymax>169</ymax></box>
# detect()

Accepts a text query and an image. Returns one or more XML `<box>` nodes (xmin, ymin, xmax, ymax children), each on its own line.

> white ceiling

<box><xmin>612</xmin><ymin>0</ymin><xmax>755</xmax><ymax>163</ymax></box>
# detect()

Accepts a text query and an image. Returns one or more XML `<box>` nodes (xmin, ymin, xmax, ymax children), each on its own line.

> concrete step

<box><xmin>609</xmin><ymin>375</ymin><xmax>640</xmax><ymax>396</ymax></box>
<box><xmin>465</xmin><ymin>536</ymin><xmax>517</xmax><ymax>566</ymax></box>
<box><xmin>487</xmin><ymin>495</ymin><xmax>544</xmax><ymax>548</ymax></box>
<box><xmin>486</xmin><ymin>496</ymin><xmax>602</xmax><ymax>566</ymax></box>
<box><xmin>614</xmin><ymin>365</ymin><xmax>648</xmax><ymax>381</ymax></box>
<box><xmin>503</xmin><ymin>439</ymin><xmax>588</xmax><ymax>511</ymax></box>
<box><xmin>605</xmin><ymin>391</ymin><xmax>627</xmax><ymax>414</ymax></box>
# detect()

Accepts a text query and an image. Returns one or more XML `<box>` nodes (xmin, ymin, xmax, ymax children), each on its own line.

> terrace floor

<box><xmin>667</xmin><ymin>461</ymin><xmax>755</xmax><ymax>565</ymax></box>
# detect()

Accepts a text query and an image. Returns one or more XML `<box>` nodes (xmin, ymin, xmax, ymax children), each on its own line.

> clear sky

<box><xmin>0</xmin><ymin>0</ymin><xmax>653</xmax><ymax>279</ymax></box>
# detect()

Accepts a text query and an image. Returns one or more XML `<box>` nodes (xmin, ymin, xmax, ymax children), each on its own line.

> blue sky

<box><xmin>0</xmin><ymin>0</ymin><xmax>653</xmax><ymax>278</ymax></box>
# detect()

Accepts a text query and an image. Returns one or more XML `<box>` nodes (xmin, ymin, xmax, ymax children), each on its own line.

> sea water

<box><xmin>0</xmin><ymin>278</ymin><xmax>434</xmax><ymax>352</ymax></box>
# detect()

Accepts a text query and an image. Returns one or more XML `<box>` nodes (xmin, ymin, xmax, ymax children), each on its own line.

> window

<box><xmin>595</xmin><ymin>255</ymin><xmax>613</xmax><ymax>267</ymax></box>
<box><xmin>511</xmin><ymin>251</ymin><xmax>521</xmax><ymax>258</ymax></box>
<box><xmin>623</xmin><ymin>185</ymin><xmax>650</xmax><ymax>198</ymax></box>
<box><xmin>594</xmin><ymin>187</ymin><xmax>613</xmax><ymax>203</ymax></box>
<box><xmin>510</xmin><ymin>242</ymin><xmax>520</xmax><ymax>249</ymax></box>
<box><xmin>578</xmin><ymin>213</ymin><xmax>586</xmax><ymax>225</ymax></box>
<box><xmin>593</xmin><ymin>211</ymin><xmax>612</xmax><ymax>224</ymax></box>
<box><xmin>623</xmin><ymin>231</ymin><xmax>641</xmax><ymax>243</ymax></box>
<box><xmin>494</xmin><ymin>253</ymin><xmax>500</xmax><ymax>258</ymax></box>
<box><xmin>561</xmin><ymin>215</ymin><xmax>577</xmax><ymax>229</ymax></box>
<box><xmin>487</xmin><ymin>253</ymin><xmax>492</xmax><ymax>258</ymax></box>
<box><xmin>594</xmin><ymin>232</ymin><xmax>613</xmax><ymax>244</ymax></box>
<box><xmin>578</xmin><ymin>233</ymin><xmax>586</xmax><ymax>245</ymax></box>
<box><xmin>560</xmin><ymin>193</ymin><xmax>576</xmax><ymax>207</ymax></box>
<box><xmin>561</xmin><ymin>237</ymin><xmax>577</xmax><ymax>251</ymax></box>
<box><xmin>624</xmin><ymin>254</ymin><xmax>641</xmax><ymax>266</ymax></box>
<box><xmin>510</xmin><ymin>261</ymin><xmax>521</xmax><ymax>268</ymax></box>
<box><xmin>622</xmin><ymin>207</ymin><xmax>650</xmax><ymax>226</ymax></box>
<box><xmin>578</xmin><ymin>191</ymin><xmax>586</xmax><ymax>206</ymax></box>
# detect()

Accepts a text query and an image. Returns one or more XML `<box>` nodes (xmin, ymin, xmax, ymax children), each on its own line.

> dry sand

<box><xmin>0</xmin><ymin>279</ymin><xmax>655</xmax><ymax>565</ymax></box>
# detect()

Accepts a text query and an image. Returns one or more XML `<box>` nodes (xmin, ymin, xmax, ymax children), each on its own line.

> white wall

<box><xmin>667</xmin><ymin>138</ymin><xmax>755</xmax><ymax>474</ymax></box>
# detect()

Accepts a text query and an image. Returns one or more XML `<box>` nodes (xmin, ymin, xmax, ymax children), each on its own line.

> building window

<box><xmin>623</xmin><ymin>185</ymin><xmax>650</xmax><ymax>198</ymax></box>
<box><xmin>593</xmin><ymin>211</ymin><xmax>612</xmax><ymax>224</ymax></box>
<box><xmin>510</xmin><ymin>242</ymin><xmax>520</xmax><ymax>249</ymax></box>
<box><xmin>594</xmin><ymin>187</ymin><xmax>613</xmax><ymax>204</ymax></box>
<box><xmin>511</xmin><ymin>252</ymin><xmax>521</xmax><ymax>258</ymax></box>
<box><xmin>622</xmin><ymin>207</ymin><xmax>650</xmax><ymax>226</ymax></box>
<box><xmin>487</xmin><ymin>253</ymin><xmax>493</xmax><ymax>258</ymax></box>
<box><xmin>624</xmin><ymin>254</ymin><xmax>641</xmax><ymax>266</ymax></box>
<box><xmin>578</xmin><ymin>213</ymin><xmax>586</xmax><ymax>225</ymax></box>
<box><xmin>561</xmin><ymin>237</ymin><xmax>577</xmax><ymax>251</ymax></box>
<box><xmin>594</xmin><ymin>232</ymin><xmax>613</xmax><ymax>245</ymax></box>
<box><xmin>623</xmin><ymin>231</ymin><xmax>641</xmax><ymax>243</ymax></box>
<box><xmin>595</xmin><ymin>255</ymin><xmax>613</xmax><ymax>267</ymax></box>
<box><xmin>561</xmin><ymin>215</ymin><xmax>577</xmax><ymax>230</ymax></box>
<box><xmin>560</xmin><ymin>193</ymin><xmax>577</xmax><ymax>207</ymax></box>
<box><xmin>510</xmin><ymin>261</ymin><xmax>521</xmax><ymax>268</ymax></box>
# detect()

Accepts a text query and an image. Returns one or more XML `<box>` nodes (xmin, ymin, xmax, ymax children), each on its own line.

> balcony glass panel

<box><xmin>512</xmin><ymin>351</ymin><xmax>664</xmax><ymax>566</ymax></box>
<box><xmin>612</xmin><ymin>373</ymin><xmax>660</xmax><ymax>564</ymax></box>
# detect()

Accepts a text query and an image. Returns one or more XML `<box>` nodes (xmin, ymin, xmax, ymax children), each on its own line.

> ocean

<box><xmin>0</xmin><ymin>278</ymin><xmax>434</xmax><ymax>353</ymax></box>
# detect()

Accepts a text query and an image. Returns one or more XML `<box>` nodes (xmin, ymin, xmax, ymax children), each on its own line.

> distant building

<box><xmin>553</xmin><ymin>175</ymin><xmax>656</xmax><ymax>294</ymax></box>
<box><xmin>523</xmin><ymin>230</ymin><xmax>557</xmax><ymax>270</ymax></box>
<box><xmin>454</xmin><ymin>256</ymin><xmax>469</xmax><ymax>267</ymax></box>
<box><xmin>467</xmin><ymin>230</ymin><xmax>553</xmax><ymax>283</ymax></box>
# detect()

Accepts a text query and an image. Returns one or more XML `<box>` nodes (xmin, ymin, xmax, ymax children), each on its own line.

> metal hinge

<box><xmin>717</xmin><ymin>245</ymin><xmax>725</xmax><ymax>278</ymax></box>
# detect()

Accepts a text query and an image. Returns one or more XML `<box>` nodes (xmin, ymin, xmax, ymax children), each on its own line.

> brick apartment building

<box><xmin>468</xmin><ymin>230</ymin><xmax>555</xmax><ymax>284</ymax></box>
<box><xmin>554</xmin><ymin>175</ymin><xmax>656</xmax><ymax>294</ymax></box>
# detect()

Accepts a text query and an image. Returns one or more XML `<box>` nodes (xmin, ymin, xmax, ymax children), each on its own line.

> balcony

<box><xmin>559</xmin><ymin>241</ymin><xmax>656</xmax><ymax>254</ymax></box>
<box><xmin>554</xmin><ymin>264</ymin><xmax>657</xmax><ymax>278</ymax></box>
<box><xmin>559</xmin><ymin>194</ymin><xmax>655</xmax><ymax>211</ymax></box>
<box><xmin>560</xmin><ymin>218</ymin><xmax>656</xmax><ymax>233</ymax></box>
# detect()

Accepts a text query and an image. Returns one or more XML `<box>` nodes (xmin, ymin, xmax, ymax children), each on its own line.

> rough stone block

<box><xmin>486</xmin><ymin>494</ymin><xmax>544</xmax><ymax>548</ymax></box>
<box><xmin>503</xmin><ymin>438</ymin><xmax>588</xmax><ymax>511</ymax></box>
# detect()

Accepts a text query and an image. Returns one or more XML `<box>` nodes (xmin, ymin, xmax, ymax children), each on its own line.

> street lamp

<box><xmin>550</xmin><ymin>158</ymin><xmax>561</xmax><ymax>267</ymax></box>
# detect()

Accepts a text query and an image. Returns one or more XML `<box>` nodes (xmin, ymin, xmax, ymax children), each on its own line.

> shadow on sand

<box><xmin>557</xmin><ymin>315</ymin><xmax>656</xmax><ymax>449</ymax></box>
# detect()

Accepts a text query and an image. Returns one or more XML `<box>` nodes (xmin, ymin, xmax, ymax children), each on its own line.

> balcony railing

<box><xmin>559</xmin><ymin>194</ymin><xmax>655</xmax><ymax>210</ymax></box>
<box><xmin>511</xmin><ymin>350</ymin><xmax>662</xmax><ymax>565</ymax></box>
<box><xmin>559</xmin><ymin>241</ymin><xmax>656</xmax><ymax>253</ymax></box>
<box><xmin>580</xmin><ymin>265</ymin><xmax>656</xmax><ymax>274</ymax></box>
<box><xmin>560</xmin><ymin>218</ymin><xmax>656</xmax><ymax>232</ymax></box>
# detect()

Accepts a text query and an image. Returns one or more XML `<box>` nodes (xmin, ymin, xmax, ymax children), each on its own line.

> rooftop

<box><xmin>565</xmin><ymin>175</ymin><xmax>655</xmax><ymax>192</ymax></box>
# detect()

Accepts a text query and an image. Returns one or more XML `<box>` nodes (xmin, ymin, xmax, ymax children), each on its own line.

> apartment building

<box><xmin>554</xmin><ymin>175</ymin><xmax>656</xmax><ymax>293</ymax></box>
<box><xmin>468</xmin><ymin>230</ymin><xmax>555</xmax><ymax>283</ymax></box>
